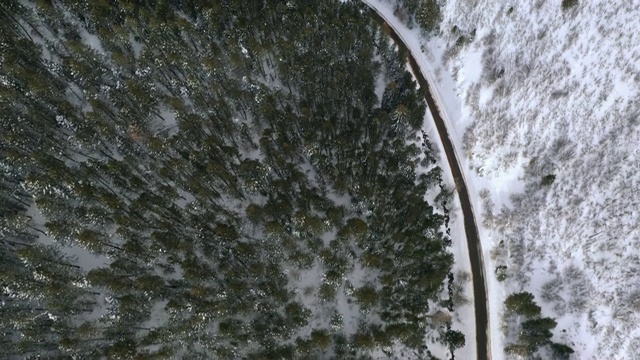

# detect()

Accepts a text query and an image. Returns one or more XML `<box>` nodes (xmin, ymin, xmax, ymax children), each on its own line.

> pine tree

<box><xmin>504</xmin><ymin>291</ymin><xmax>542</xmax><ymax>317</ymax></box>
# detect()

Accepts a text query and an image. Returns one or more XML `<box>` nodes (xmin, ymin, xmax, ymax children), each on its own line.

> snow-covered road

<box><xmin>363</xmin><ymin>1</ymin><xmax>491</xmax><ymax>359</ymax></box>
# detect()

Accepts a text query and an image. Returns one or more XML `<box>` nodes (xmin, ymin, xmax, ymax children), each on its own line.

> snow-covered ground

<box><xmin>364</xmin><ymin>1</ymin><xmax>485</xmax><ymax>358</ymax></box>
<box><xmin>367</xmin><ymin>0</ymin><xmax>640</xmax><ymax>359</ymax></box>
<box><xmin>418</xmin><ymin>80</ymin><xmax>476</xmax><ymax>360</ymax></box>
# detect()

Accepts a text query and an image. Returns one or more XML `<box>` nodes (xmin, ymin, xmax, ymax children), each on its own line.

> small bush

<box><xmin>562</xmin><ymin>0</ymin><xmax>578</xmax><ymax>10</ymax></box>
<box><xmin>495</xmin><ymin>265</ymin><xmax>508</xmax><ymax>281</ymax></box>
<box><xmin>550</xmin><ymin>342</ymin><xmax>575</xmax><ymax>359</ymax></box>
<box><xmin>542</xmin><ymin>174</ymin><xmax>556</xmax><ymax>186</ymax></box>
<box><xmin>430</xmin><ymin>310</ymin><xmax>452</xmax><ymax>326</ymax></box>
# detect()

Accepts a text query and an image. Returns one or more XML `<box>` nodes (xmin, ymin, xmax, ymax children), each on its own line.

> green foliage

<box><xmin>504</xmin><ymin>291</ymin><xmax>542</xmax><ymax>317</ymax></box>
<box><xmin>310</xmin><ymin>329</ymin><xmax>332</xmax><ymax>350</ymax></box>
<box><xmin>542</xmin><ymin>174</ymin><xmax>556</xmax><ymax>186</ymax></box>
<box><xmin>339</xmin><ymin>218</ymin><xmax>369</xmax><ymax>240</ymax></box>
<box><xmin>520</xmin><ymin>317</ymin><xmax>557</xmax><ymax>348</ymax></box>
<box><xmin>443</xmin><ymin>329</ymin><xmax>465</xmax><ymax>350</ymax></box>
<box><xmin>245</xmin><ymin>204</ymin><xmax>264</xmax><ymax>225</ymax></box>
<box><xmin>504</xmin><ymin>343</ymin><xmax>531</xmax><ymax>356</ymax></box>
<box><xmin>0</xmin><ymin>0</ymin><xmax>451</xmax><ymax>357</ymax></box>
<box><xmin>285</xmin><ymin>302</ymin><xmax>311</xmax><ymax>328</ymax></box>
<box><xmin>319</xmin><ymin>283</ymin><xmax>337</xmax><ymax>302</ymax></box>
<box><xmin>354</xmin><ymin>284</ymin><xmax>378</xmax><ymax>310</ymax></box>
<box><xmin>495</xmin><ymin>265</ymin><xmax>508</xmax><ymax>281</ymax></box>
<box><xmin>504</xmin><ymin>292</ymin><xmax>573</xmax><ymax>357</ymax></box>
<box><xmin>398</xmin><ymin>0</ymin><xmax>441</xmax><ymax>33</ymax></box>
<box><xmin>562</xmin><ymin>0</ymin><xmax>579</xmax><ymax>10</ymax></box>
<box><xmin>550</xmin><ymin>342</ymin><xmax>575</xmax><ymax>359</ymax></box>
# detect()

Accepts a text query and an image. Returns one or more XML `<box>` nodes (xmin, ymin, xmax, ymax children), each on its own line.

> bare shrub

<box><xmin>627</xmin><ymin>290</ymin><xmax>640</xmax><ymax>312</ymax></box>
<box><xmin>550</xmin><ymin>90</ymin><xmax>568</xmax><ymax>100</ymax></box>
<box><xmin>540</xmin><ymin>276</ymin><xmax>567</xmax><ymax>315</ymax></box>
<box><xmin>524</xmin><ymin>156</ymin><xmax>554</xmax><ymax>179</ymax></box>
<box><xmin>481</xmin><ymin>30</ymin><xmax>496</xmax><ymax>47</ymax></box>
<box><xmin>482</xmin><ymin>53</ymin><xmax>505</xmax><ymax>84</ymax></box>
<box><xmin>457</xmin><ymin>270</ymin><xmax>471</xmax><ymax>282</ymax></box>
<box><xmin>508</xmin><ymin>192</ymin><xmax>525</xmax><ymax>208</ymax></box>
<box><xmin>564</xmin><ymin>265</ymin><xmax>592</xmax><ymax>314</ymax></box>
<box><xmin>501</xmin><ymin>151</ymin><xmax>519</xmax><ymax>169</ymax></box>
<box><xmin>490</xmin><ymin>243</ymin><xmax>506</xmax><ymax>262</ymax></box>
<box><xmin>494</xmin><ymin>78</ymin><xmax>510</xmax><ymax>97</ymax></box>
<box><xmin>429</xmin><ymin>310</ymin><xmax>452</xmax><ymax>326</ymax></box>
<box><xmin>628</xmin><ymin>336</ymin><xmax>640</xmax><ymax>355</ymax></box>
<box><xmin>462</xmin><ymin>122</ymin><xmax>478</xmax><ymax>157</ymax></box>
<box><xmin>541</xmin><ymin>276</ymin><xmax>563</xmax><ymax>303</ymax></box>
<box><xmin>550</xmin><ymin>136</ymin><xmax>576</xmax><ymax>163</ymax></box>
<box><xmin>551</xmin><ymin>136</ymin><xmax>571</xmax><ymax>154</ymax></box>
<box><xmin>451</xmin><ymin>275</ymin><xmax>471</xmax><ymax>307</ymax></box>
<box><xmin>480</xmin><ymin>189</ymin><xmax>495</xmax><ymax>227</ymax></box>
<box><xmin>611</xmin><ymin>304</ymin><xmax>632</xmax><ymax>322</ymax></box>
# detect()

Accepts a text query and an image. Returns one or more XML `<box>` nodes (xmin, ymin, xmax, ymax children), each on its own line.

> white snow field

<box><xmin>367</xmin><ymin>0</ymin><xmax>640</xmax><ymax>359</ymax></box>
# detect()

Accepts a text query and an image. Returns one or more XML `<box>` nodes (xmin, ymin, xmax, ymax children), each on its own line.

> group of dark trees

<box><xmin>1</xmin><ymin>0</ymin><xmax>454</xmax><ymax>358</ymax></box>
<box><xmin>394</xmin><ymin>0</ymin><xmax>441</xmax><ymax>33</ymax></box>
<box><xmin>504</xmin><ymin>292</ymin><xmax>574</xmax><ymax>359</ymax></box>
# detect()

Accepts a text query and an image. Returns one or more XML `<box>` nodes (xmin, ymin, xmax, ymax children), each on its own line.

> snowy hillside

<box><xmin>440</xmin><ymin>0</ymin><xmax>640</xmax><ymax>358</ymax></box>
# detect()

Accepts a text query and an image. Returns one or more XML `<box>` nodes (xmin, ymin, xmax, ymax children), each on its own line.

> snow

<box><xmin>77</xmin><ymin>28</ymin><xmax>106</xmax><ymax>55</ymax></box>
<box><xmin>457</xmin><ymin>50</ymin><xmax>483</xmax><ymax>86</ymax></box>
<box><xmin>27</xmin><ymin>204</ymin><xmax>109</xmax><ymax>271</ymax></box>
<box><xmin>142</xmin><ymin>300</ymin><xmax>170</xmax><ymax>329</ymax></box>
<box><xmin>155</xmin><ymin>108</ymin><xmax>179</xmax><ymax>137</ymax></box>
<box><xmin>367</xmin><ymin>0</ymin><xmax>640</xmax><ymax>358</ymax></box>
<box><xmin>175</xmin><ymin>189</ymin><xmax>196</xmax><ymax>209</ymax></box>
<box><xmin>374</xmin><ymin>75</ymin><xmax>387</xmax><ymax>107</ymax></box>
<box><xmin>364</xmin><ymin>1</ymin><xmax>485</xmax><ymax>358</ymax></box>
<box><xmin>129</xmin><ymin>34</ymin><xmax>144</xmax><ymax>59</ymax></box>
<box><xmin>419</xmin><ymin>106</ymin><xmax>476</xmax><ymax>359</ymax></box>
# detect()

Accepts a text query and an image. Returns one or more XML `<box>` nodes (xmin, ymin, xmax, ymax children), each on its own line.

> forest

<box><xmin>0</xmin><ymin>0</ymin><xmax>457</xmax><ymax>358</ymax></box>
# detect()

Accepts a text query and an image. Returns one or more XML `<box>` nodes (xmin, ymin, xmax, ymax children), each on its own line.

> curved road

<box><xmin>365</xmin><ymin>4</ymin><xmax>490</xmax><ymax>360</ymax></box>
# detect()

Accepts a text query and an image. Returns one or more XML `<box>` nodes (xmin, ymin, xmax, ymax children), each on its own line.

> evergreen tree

<box><xmin>0</xmin><ymin>0</ymin><xmax>453</xmax><ymax>357</ymax></box>
<box><xmin>504</xmin><ymin>291</ymin><xmax>542</xmax><ymax>317</ymax></box>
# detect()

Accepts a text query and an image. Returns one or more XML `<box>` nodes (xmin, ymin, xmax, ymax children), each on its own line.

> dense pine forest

<box><xmin>0</xmin><ymin>0</ymin><xmax>457</xmax><ymax>358</ymax></box>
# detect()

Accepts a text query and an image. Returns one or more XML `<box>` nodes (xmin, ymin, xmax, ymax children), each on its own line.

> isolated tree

<box><xmin>443</xmin><ymin>329</ymin><xmax>465</xmax><ymax>350</ymax></box>
<box><xmin>504</xmin><ymin>291</ymin><xmax>542</xmax><ymax>317</ymax></box>
<box><xmin>561</xmin><ymin>0</ymin><xmax>579</xmax><ymax>10</ymax></box>
<box><xmin>542</xmin><ymin>174</ymin><xmax>556</xmax><ymax>186</ymax></box>
<box><xmin>520</xmin><ymin>317</ymin><xmax>557</xmax><ymax>348</ymax></box>
<box><xmin>550</xmin><ymin>342</ymin><xmax>575</xmax><ymax>359</ymax></box>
